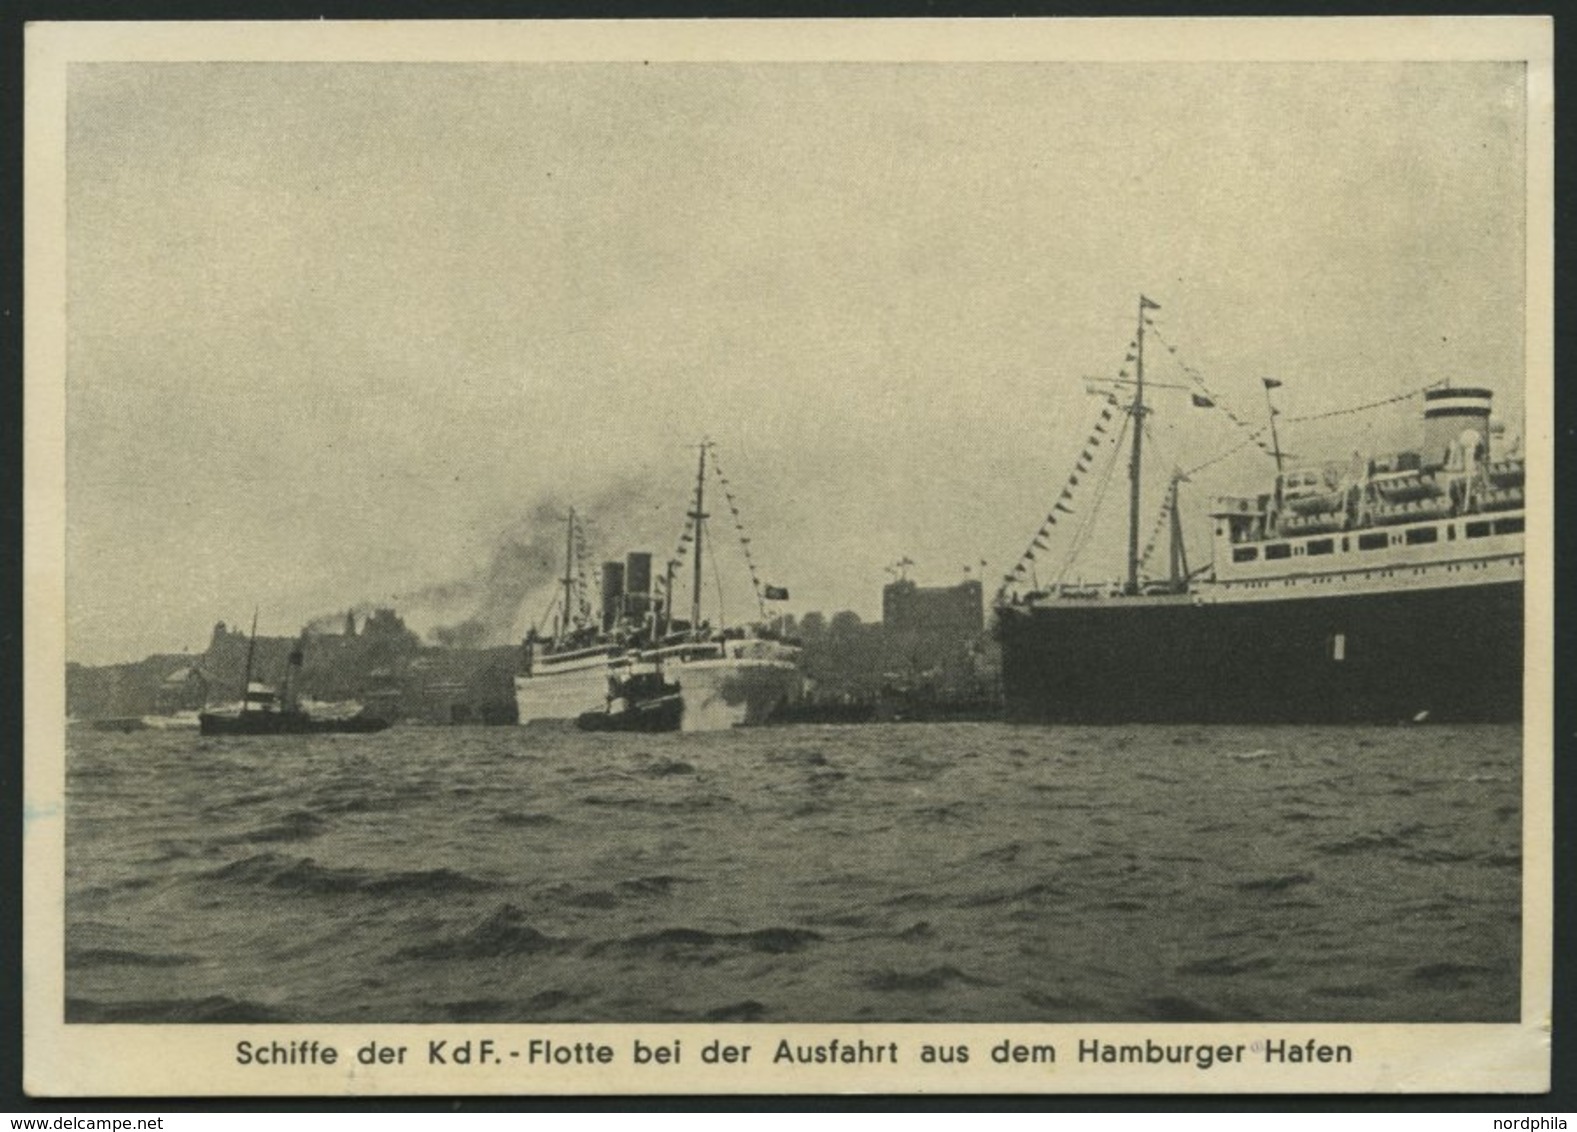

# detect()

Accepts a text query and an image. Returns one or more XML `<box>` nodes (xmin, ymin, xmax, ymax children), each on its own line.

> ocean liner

<box><xmin>515</xmin><ymin>444</ymin><xmax>802</xmax><ymax>731</ymax></box>
<box><xmin>994</xmin><ymin>297</ymin><xmax>1524</xmax><ymax>724</ymax></box>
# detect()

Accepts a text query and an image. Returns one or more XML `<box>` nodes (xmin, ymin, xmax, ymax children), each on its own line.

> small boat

<box><xmin>576</xmin><ymin>670</ymin><xmax>684</xmax><ymax>733</ymax></box>
<box><xmin>140</xmin><ymin>710</ymin><xmax>202</xmax><ymax>731</ymax></box>
<box><xmin>198</xmin><ymin>613</ymin><xmax>391</xmax><ymax>737</ymax></box>
<box><xmin>198</xmin><ymin>706</ymin><xmax>391</xmax><ymax>736</ymax></box>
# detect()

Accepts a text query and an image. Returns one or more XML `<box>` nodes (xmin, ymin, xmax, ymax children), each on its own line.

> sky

<box><xmin>62</xmin><ymin>58</ymin><xmax>1529</xmax><ymax>664</ymax></box>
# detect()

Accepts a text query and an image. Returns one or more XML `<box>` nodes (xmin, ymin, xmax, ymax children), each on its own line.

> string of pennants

<box><xmin>667</xmin><ymin>473</ymin><xmax>698</xmax><ymax>601</ymax></box>
<box><xmin>994</xmin><ymin>306</ymin><xmax>1451</xmax><ymax>605</ymax></box>
<box><xmin>1284</xmin><ymin>381</ymin><xmax>1446</xmax><ymax>425</ymax></box>
<box><xmin>1183</xmin><ymin>430</ymin><xmax>1269</xmax><ymax>479</ymax></box>
<box><xmin>1177</xmin><ymin>378</ymin><xmax>1447</xmax><ymax>481</ymax></box>
<box><xmin>999</xmin><ymin>390</ymin><xmax>1126</xmax><ymax>597</ymax></box>
<box><xmin>1142</xmin><ymin>321</ymin><xmax>1280</xmax><ymax>461</ymax></box>
<box><xmin>1146</xmin><ymin>321</ymin><xmax>1443</xmax><ymax>447</ymax></box>
<box><xmin>1052</xmin><ymin>408</ymin><xmax>1133</xmax><ymax>587</ymax></box>
<box><xmin>573</xmin><ymin>514</ymin><xmax>594</xmax><ymax>627</ymax></box>
<box><xmin>1137</xmin><ymin>484</ymin><xmax>1175</xmax><ymax>573</ymax></box>
<box><xmin>706</xmin><ymin>443</ymin><xmax>770</xmax><ymax>621</ymax></box>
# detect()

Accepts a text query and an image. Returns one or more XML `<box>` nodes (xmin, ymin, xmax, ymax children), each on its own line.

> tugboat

<box><xmin>199</xmin><ymin>614</ymin><xmax>391</xmax><ymax>736</ymax></box>
<box><xmin>576</xmin><ymin>669</ymin><xmax>685</xmax><ymax>732</ymax></box>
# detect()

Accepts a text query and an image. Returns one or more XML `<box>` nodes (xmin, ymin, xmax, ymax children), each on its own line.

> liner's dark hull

<box><xmin>198</xmin><ymin>711</ymin><xmax>391</xmax><ymax>736</ymax></box>
<box><xmin>996</xmin><ymin>580</ymin><xmax>1523</xmax><ymax>724</ymax></box>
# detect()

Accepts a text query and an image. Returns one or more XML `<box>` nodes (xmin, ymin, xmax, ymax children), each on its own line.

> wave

<box><xmin>66</xmin><ymin>995</ymin><xmax>293</xmax><ymax>1023</ymax></box>
<box><xmin>541</xmin><ymin>877</ymin><xmax>686</xmax><ymax>910</ymax></box>
<box><xmin>1100</xmin><ymin>899</ymin><xmax>1148</xmax><ymax>912</ymax></box>
<box><xmin>1315</xmin><ymin>825</ymin><xmax>1426</xmax><ymax>856</ymax></box>
<box><xmin>581</xmin><ymin>793</ymin><xmax>728</xmax><ymax>812</ymax></box>
<box><xmin>765</xmin><ymin>747</ymin><xmax>831</xmax><ymax>767</ymax></box>
<box><xmin>1136</xmin><ymin>995</ymin><xmax>1230</xmax><ymax>1022</ymax></box>
<box><xmin>1022</xmin><ymin>988</ymin><xmax>1101</xmax><ymax>1014</ymax></box>
<box><xmin>599</xmin><ymin>925</ymin><xmax>822</xmax><ymax>958</ymax></box>
<box><xmin>206</xmin><ymin>852</ymin><xmax>495</xmax><ymax>897</ymax></box>
<box><xmin>1411</xmin><ymin>961</ymin><xmax>1495</xmax><ymax>988</ymax></box>
<box><xmin>495</xmin><ymin>810</ymin><xmax>558</xmax><ymax>826</ymax></box>
<box><xmin>618</xmin><ymin>874</ymin><xmax>688</xmax><ymax>896</ymax></box>
<box><xmin>241</xmin><ymin>810</ymin><xmax>327</xmax><ymax>843</ymax></box>
<box><xmin>976</xmin><ymin>842</ymin><xmax>1023</xmax><ymax>864</ymax></box>
<box><xmin>913</xmin><ymin>804</ymin><xmax>967</xmax><ymax>823</ymax></box>
<box><xmin>435</xmin><ymin>989</ymin><xmax>579</xmax><ymax>1020</ymax></box>
<box><xmin>1309</xmin><ymin>983</ymin><xmax>1382</xmax><ymax>1001</ymax></box>
<box><xmin>958</xmin><ymin>881</ymin><xmax>1062</xmax><ymax>907</ymax></box>
<box><xmin>1400</xmin><ymin>847</ymin><xmax>1476</xmax><ymax>865</ymax></box>
<box><xmin>638</xmin><ymin>756</ymin><xmax>696</xmax><ymax>777</ymax></box>
<box><xmin>1174</xmin><ymin>953</ymin><xmax>1277</xmax><ymax>977</ymax></box>
<box><xmin>67</xmin><ymin>947</ymin><xmax>198</xmax><ymax>969</ymax></box>
<box><xmin>1233</xmin><ymin>872</ymin><xmax>1314</xmax><ymax>893</ymax></box>
<box><xmin>140</xmin><ymin>840</ymin><xmax>205</xmax><ymax>864</ymax></box>
<box><xmin>863</xmin><ymin>965</ymin><xmax>986</xmax><ymax>992</ymax></box>
<box><xmin>399</xmin><ymin>904</ymin><xmax>564</xmax><ymax>961</ymax></box>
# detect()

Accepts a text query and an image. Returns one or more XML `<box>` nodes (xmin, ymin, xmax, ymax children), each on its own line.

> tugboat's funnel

<box><xmin>601</xmin><ymin>561</ymin><xmax>625</xmax><ymax>631</ymax></box>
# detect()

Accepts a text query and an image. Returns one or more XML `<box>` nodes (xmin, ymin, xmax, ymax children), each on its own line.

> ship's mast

<box><xmin>661</xmin><ymin>558</ymin><xmax>676</xmax><ymax>639</ymax></box>
<box><xmin>689</xmin><ymin>443</ymin><xmax>708</xmax><ymax>631</ymax></box>
<box><xmin>557</xmin><ymin>507</ymin><xmax>576</xmax><ymax>644</ymax></box>
<box><xmin>239</xmin><ymin>608</ymin><xmax>259</xmax><ymax>715</ymax></box>
<box><xmin>1167</xmin><ymin>471</ymin><xmax>1189</xmax><ymax>589</ymax></box>
<box><xmin>1263</xmin><ymin>378</ymin><xmax>1285</xmax><ymax>476</ymax></box>
<box><xmin>1126</xmin><ymin>296</ymin><xmax>1149</xmax><ymax>596</ymax></box>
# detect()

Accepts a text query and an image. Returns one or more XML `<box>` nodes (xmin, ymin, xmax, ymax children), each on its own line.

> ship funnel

<box><xmin>600</xmin><ymin>561</ymin><xmax>626</xmax><ymax>631</ymax></box>
<box><xmin>282</xmin><ymin>640</ymin><xmax>305</xmax><ymax>713</ymax></box>
<box><xmin>625</xmin><ymin>552</ymin><xmax>652</xmax><ymax>594</ymax></box>
<box><xmin>1422</xmin><ymin>387</ymin><xmax>1492</xmax><ymax>469</ymax></box>
<box><xmin>623</xmin><ymin>551</ymin><xmax>653</xmax><ymax>623</ymax></box>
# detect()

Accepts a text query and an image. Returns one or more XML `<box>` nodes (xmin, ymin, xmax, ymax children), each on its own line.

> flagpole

<box><xmin>1263</xmin><ymin>378</ymin><xmax>1285</xmax><ymax>476</ymax></box>
<box><xmin>1126</xmin><ymin>296</ymin><xmax>1149</xmax><ymax>596</ymax></box>
<box><xmin>689</xmin><ymin>443</ymin><xmax>708</xmax><ymax>632</ymax></box>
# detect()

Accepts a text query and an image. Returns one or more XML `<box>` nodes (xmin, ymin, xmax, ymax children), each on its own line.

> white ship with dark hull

<box><xmin>515</xmin><ymin>445</ymin><xmax>802</xmax><ymax>731</ymax></box>
<box><xmin>516</xmin><ymin>632</ymin><xmax>802</xmax><ymax>732</ymax></box>
<box><xmin>995</xmin><ymin>298</ymin><xmax>1524</xmax><ymax>725</ymax></box>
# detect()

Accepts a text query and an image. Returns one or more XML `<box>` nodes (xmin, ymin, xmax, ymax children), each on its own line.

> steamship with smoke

<box><xmin>995</xmin><ymin>297</ymin><xmax>1525</xmax><ymax>724</ymax></box>
<box><xmin>515</xmin><ymin>444</ymin><xmax>802</xmax><ymax>731</ymax></box>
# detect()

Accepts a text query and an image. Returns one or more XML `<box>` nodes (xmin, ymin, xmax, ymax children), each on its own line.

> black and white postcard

<box><xmin>23</xmin><ymin>17</ymin><xmax>1553</xmax><ymax>1096</ymax></box>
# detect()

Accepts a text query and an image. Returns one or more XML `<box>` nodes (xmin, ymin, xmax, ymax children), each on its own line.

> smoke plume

<box><xmin>304</xmin><ymin>468</ymin><xmax>697</xmax><ymax>649</ymax></box>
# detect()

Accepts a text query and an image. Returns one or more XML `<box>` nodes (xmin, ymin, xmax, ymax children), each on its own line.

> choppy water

<box><xmin>64</xmin><ymin>722</ymin><xmax>1521</xmax><ymax>1023</ymax></box>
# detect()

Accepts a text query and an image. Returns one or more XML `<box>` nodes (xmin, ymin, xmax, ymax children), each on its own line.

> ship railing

<box><xmin>642</xmin><ymin>641</ymin><xmax>726</xmax><ymax>663</ymax></box>
<box><xmin>1210</xmin><ymin>496</ymin><xmax>1269</xmax><ymax>518</ymax></box>
<box><xmin>1280</xmin><ymin>510</ymin><xmax>1346</xmax><ymax>536</ymax></box>
<box><xmin>536</xmin><ymin>643</ymin><xmax>635</xmax><ymax>666</ymax></box>
<box><xmin>1487</xmin><ymin>459</ymin><xmax>1525</xmax><ymax>487</ymax></box>
<box><xmin>1369</xmin><ymin>497</ymin><xmax>1450</xmax><ymax>526</ymax></box>
<box><xmin>1040</xmin><ymin>583</ymin><xmax>1122</xmax><ymax>600</ymax></box>
<box><xmin>1284</xmin><ymin>491</ymin><xmax>1347</xmax><ymax>516</ymax></box>
<box><xmin>1478</xmin><ymin>486</ymin><xmax>1525</xmax><ymax>513</ymax></box>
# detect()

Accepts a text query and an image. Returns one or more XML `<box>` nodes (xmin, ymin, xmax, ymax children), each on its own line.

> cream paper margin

<box><xmin>22</xmin><ymin>16</ymin><xmax>1554</xmax><ymax>1098</ymax></box>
